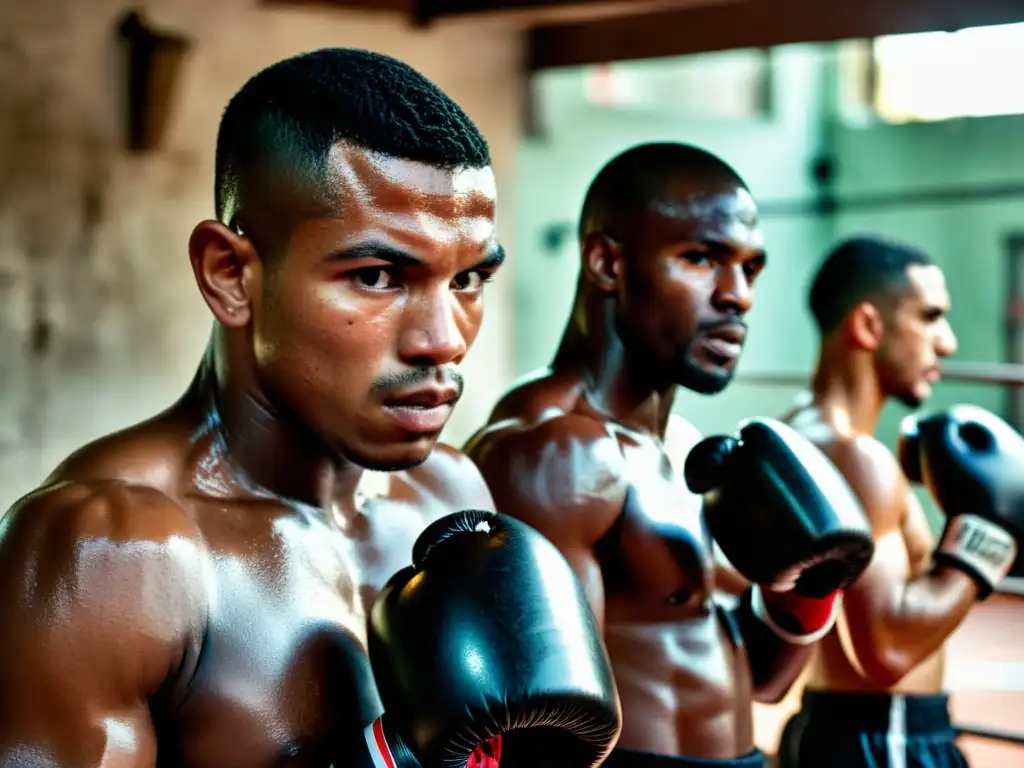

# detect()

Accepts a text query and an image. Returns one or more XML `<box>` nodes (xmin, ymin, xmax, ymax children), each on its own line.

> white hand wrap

<box><xmin>938</xmin><ymin>514</ymin><xmax>1018</xmax><ymax>593</ymax></box>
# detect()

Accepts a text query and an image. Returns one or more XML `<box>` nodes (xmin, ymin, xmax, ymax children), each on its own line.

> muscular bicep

<box><xmin>841</xmin><ymin>519</ymin><xmax>912</xmax><ymax>658</ymax></box>
<box><xmin>466</xmin><ymin>417</ymin><xmax>627</xmax><ymax>627</ymax></box>
<box><xmin>0</xmin><ymin>485</ymin><xmax>205</xmax><ymax>766</ymax></box>
<box><xmin>826</xmin><ymin>441</ymin><xmax>917</xmax><ymax>675</ymax></box>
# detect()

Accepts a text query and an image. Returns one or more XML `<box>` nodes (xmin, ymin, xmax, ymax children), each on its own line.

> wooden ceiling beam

<box><xmin>262</xmin><ymin>0</ymin><xmax>728</xmax><ymax>27</ymax></box>
<box><xmin>528</xmin><ymin>0</ymin><xmax>1024</xmax><ymax>70</ymax></box>
<box><xmin>416</xmin><ymin>0</ymin><xmax>709</xmax><ymax>25</ymax></box>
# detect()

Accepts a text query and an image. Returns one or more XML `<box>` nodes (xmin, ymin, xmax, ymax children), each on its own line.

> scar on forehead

<box><xmin>650</xmin><ymin>189</ymin><xmax>758</xmax><ymax>226</ymax></box>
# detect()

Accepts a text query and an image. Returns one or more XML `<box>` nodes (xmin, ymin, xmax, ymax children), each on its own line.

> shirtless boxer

<box><xmin>778</xmin><ymin>236</ymin><xmax>1024</xmax><ymax>767</ymax></box>
<box><xmin>464</xmin><ymin>143</ymin><xmax>874</xmax><ymax>767</ymax></box>
<box><xmin>0</xmin><ymin>49</ymin><xmax>620</xmax><ymax>768</ymax></box>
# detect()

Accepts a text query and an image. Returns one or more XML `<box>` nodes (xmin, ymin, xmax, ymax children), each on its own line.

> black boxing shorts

<box><xmin>777</xmin><ymin>689</ymin><xmax>967</xmax><ymax>768</ymax></box>
<box><xmin>601</xmin><ymin>747</ymin><xmax>766</xmax><ymax>767</ymax></box>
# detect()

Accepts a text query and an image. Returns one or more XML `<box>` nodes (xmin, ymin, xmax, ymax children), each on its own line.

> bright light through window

<box><xmin>875</xmin><ymin>22</ymin><xmax>1024</xmax><ymax>122</ymax></box>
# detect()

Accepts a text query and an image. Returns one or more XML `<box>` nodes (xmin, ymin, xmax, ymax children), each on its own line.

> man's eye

<box><xmin>682</xmin><ymin>251</ymin><xmax>712</xmax><ymax>266</ymax></box>
<box><xmin>452</xmin><ymin>270</ymin><xmax>491</xmax><ymax>292</ymax></box>
<box><xmin>353</xmin><ymin>268</ymin><xmax>396</xmax><ymax>290</ymax></box>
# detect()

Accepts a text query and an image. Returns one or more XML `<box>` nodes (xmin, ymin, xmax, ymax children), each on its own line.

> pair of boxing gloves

<box><xmin>687</xmin><ymin>404</ymin><xmax>1024</xmax><ymax>648</ymax></box>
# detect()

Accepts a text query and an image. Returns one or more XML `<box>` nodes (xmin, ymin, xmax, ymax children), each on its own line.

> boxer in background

<box><xmin>465</xmin><ymin>142</ymin><xmax>874</xmax><ymax>768</ymax></box>
<box><xmin>778</xmin><ymin>236</ymin><xmax>1024</xmax><ymax>767</ymax></box>
<box><xmin>0</xmin><ymin>48</ymin><xmax>620</xmax><ymax>768</ymax></box>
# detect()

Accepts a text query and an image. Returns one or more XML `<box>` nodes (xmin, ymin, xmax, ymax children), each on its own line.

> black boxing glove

<box><xmin>899</xmin><ymin>405</ymin><xmax>1024</xmax><ymax>599</ymax></box>
<box><xmin>363</xmin><ymin>509</ymin><xmax>620</xmax><ymax>768</ymax></box>
<box><xmin>686</xmin><ymin>418</ymin><xmax>874</xmax><ymax>643</ymax></box>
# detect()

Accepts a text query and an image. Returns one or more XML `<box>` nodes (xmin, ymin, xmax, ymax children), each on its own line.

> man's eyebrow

<box><xmin>327</xmin><ymin>241</ymin><xmax>506</xmax><ymax>271</ymax></box>
<box><xmin>701</xmin><ymin>236</ymin><xmax>767</xmax><ymax>265</ymax></box>
<box><xmin>325</xmin><ymin>242</ymin><xmax>423</xmax><ymax>267</ymax></box>
<box><xmin>473</xmin><ymin>244</ymin><xmax>506</xmax><ymax>271</ymax></box>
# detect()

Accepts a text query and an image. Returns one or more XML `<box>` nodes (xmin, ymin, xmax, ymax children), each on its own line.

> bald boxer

<box><xmin>0</xmin><ymin>49</ymin><xmax>620</xmax><ymax>768</ymax></box>
<box><xmin>465</xmin><ymin>143</ymin><xmax>874</xmax><ymax>768</ymax></box>
<box><xmin>778</xmin><ymin>236</ymin><xmax>1023</xmax><ymax>767</ymax></box>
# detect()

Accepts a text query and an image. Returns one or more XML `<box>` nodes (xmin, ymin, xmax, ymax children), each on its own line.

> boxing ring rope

<box><xmin>738</xmin><ymin>361</ymin><xmax>1024</xmax><ymax>755</ymax></box>
<box><xmin>737</xmin><ymin>361</ymin><xmax>1024</xmax><ymax>389</ymax></box>
<box><xmin>957</xmin><ymin>725</ymin><xmax>1024</xmax><ymax>747</ymax></box>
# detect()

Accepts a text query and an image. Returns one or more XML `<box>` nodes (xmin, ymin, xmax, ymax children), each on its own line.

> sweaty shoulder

<box><xmin>0</xmin><ymin>482</ymin><xmax>207</xmax><ymax>694</ymax></box>
<box><xmin>814</xmin><ymin>433</ymin><xmax>908</xmax><ymax>534</ymax></box>
<box><xmin>405</xmin><ymin>443</ymin><xmax>497</xmax><ymax>513</ymax></box>
<box><xmin>42</xmin><ymin>415</ymin><xmax>194</xmax><ymax>493</ymax></box>
<box><xmin>466</xmin><ymin>408</ymin><xmax>628</xmax><ymax>543</ymax></box>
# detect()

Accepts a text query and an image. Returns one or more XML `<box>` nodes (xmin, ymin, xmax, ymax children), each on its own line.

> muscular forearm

<box><xmin>863</xmin><ymin>565</ymin><xmax>978</xmax><ymax>683</ymax></box>
<box><xmin>730</xmin><ymin>589</ymin><xmax>811</xmax><ymax>703</ymax></box>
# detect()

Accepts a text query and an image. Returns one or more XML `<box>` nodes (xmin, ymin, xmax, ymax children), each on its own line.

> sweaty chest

<box><xmin>599</xmin><ymin>437</ymin><xmax>713</xmax><ymax>612</ymax></box>
<box><xmin>166</xmin><ymin>488</ymin><xmax>446</xmax><ymax>768</ymax></box>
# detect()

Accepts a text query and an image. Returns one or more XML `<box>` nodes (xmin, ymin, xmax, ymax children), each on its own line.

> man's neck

<box><xmin>193</xmin><ymin>331</ymin><xmax>365</xmax><ymax>509</ymax></box>
<box><xmin>554</xmin><ymin>294</ymin><xmax>677</xmax><ymax>438</ymax></box>
<box><xmin>810</xmin><ymin>343</ymin><xmax>886</xmax><ymax>437</ymax></box>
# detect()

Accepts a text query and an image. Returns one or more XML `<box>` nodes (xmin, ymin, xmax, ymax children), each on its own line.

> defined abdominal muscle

<box><xmin>604</xmin><ymin>615</ymin><xmax>745</xmax><ymax>757</ymax></box>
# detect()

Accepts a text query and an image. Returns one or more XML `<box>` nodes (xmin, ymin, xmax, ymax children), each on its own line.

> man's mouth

<box><xmin>700</xmin><ymin>323</ymin><xmax>747</xmax><ymax>361</ymax></box>
<box><xmin>381</xmin><ymin>385</ymin><xmax>459</xmax><ymax>434</ymax></box>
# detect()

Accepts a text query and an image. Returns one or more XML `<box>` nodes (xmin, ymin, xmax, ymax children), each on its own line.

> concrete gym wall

<box><xmin>515</xmin><ymin>42</ymin><xmax>1024</xmax><ymax>452</ymax></box>
<box><xmin>0</xmin><ymin>0</ymin><xmax>522</xmax><ymax>512</ymax></box>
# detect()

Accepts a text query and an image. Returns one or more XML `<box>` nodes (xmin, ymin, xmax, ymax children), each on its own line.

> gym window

<box><xmin>839</xmin><ymin>21</ymin><xmax>1024</xmax><ymax>124</ymax></box>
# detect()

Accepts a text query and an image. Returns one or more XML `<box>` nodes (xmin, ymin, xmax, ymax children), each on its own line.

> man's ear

<box><xmin>581</xmin><ymin>231</ymin><xmax>624</xmax><ymax>294</ymax></box>
<box><xmin>188</xmin><ymin>221</ymin><xmax>262</xmax><ymax>327</ymax></box>
<box><xmin>847</xmin><ymin>301</ymin><xmax>885</xmax><ymax>351</ymax></box>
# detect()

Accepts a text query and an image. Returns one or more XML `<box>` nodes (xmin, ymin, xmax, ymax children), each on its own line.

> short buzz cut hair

<box><xmin>578</xmin><ymin>142</ymin><xmax>747</xmax><ymax>241</ymax></box>
<box><xmin>214</xmin><ymin>47</ymin><xmax>491</xmax><ymax>241</ymax></box>
<box><xmin>808</xmin><ymin>235</ymin><xmax>934</xmax><ymax>335</ymax></box>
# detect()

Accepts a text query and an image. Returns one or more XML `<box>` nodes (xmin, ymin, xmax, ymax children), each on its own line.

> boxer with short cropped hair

<box><xmin>778</xmin><ymin>236</ymin><xmax>1024</xmax><ymax>767</ymax></box>
<box><xmin>464</xmin><ymin>143</ymin><xmax>874</xmax><ymax>768</ymax></box>
<box><xmin>0</xmin><ymin>48</ymin><xmax>620</xmax><ymax>768</ymax></box>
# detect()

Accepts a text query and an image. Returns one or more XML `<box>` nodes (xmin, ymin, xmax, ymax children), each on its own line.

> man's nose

<box><xmin>398</xmin><ymin>287</ymin><xmax>468</xmax><ymax>367</ymax></box>
<box><xmin>712</xmin><ymin>264</ymin><xmax>753</xmax><ymax>315</ymax></box>
<box><xmin>936</xmin><ymin>320</ymin><xmax>958</xmax><ymax>358</ymax></box>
